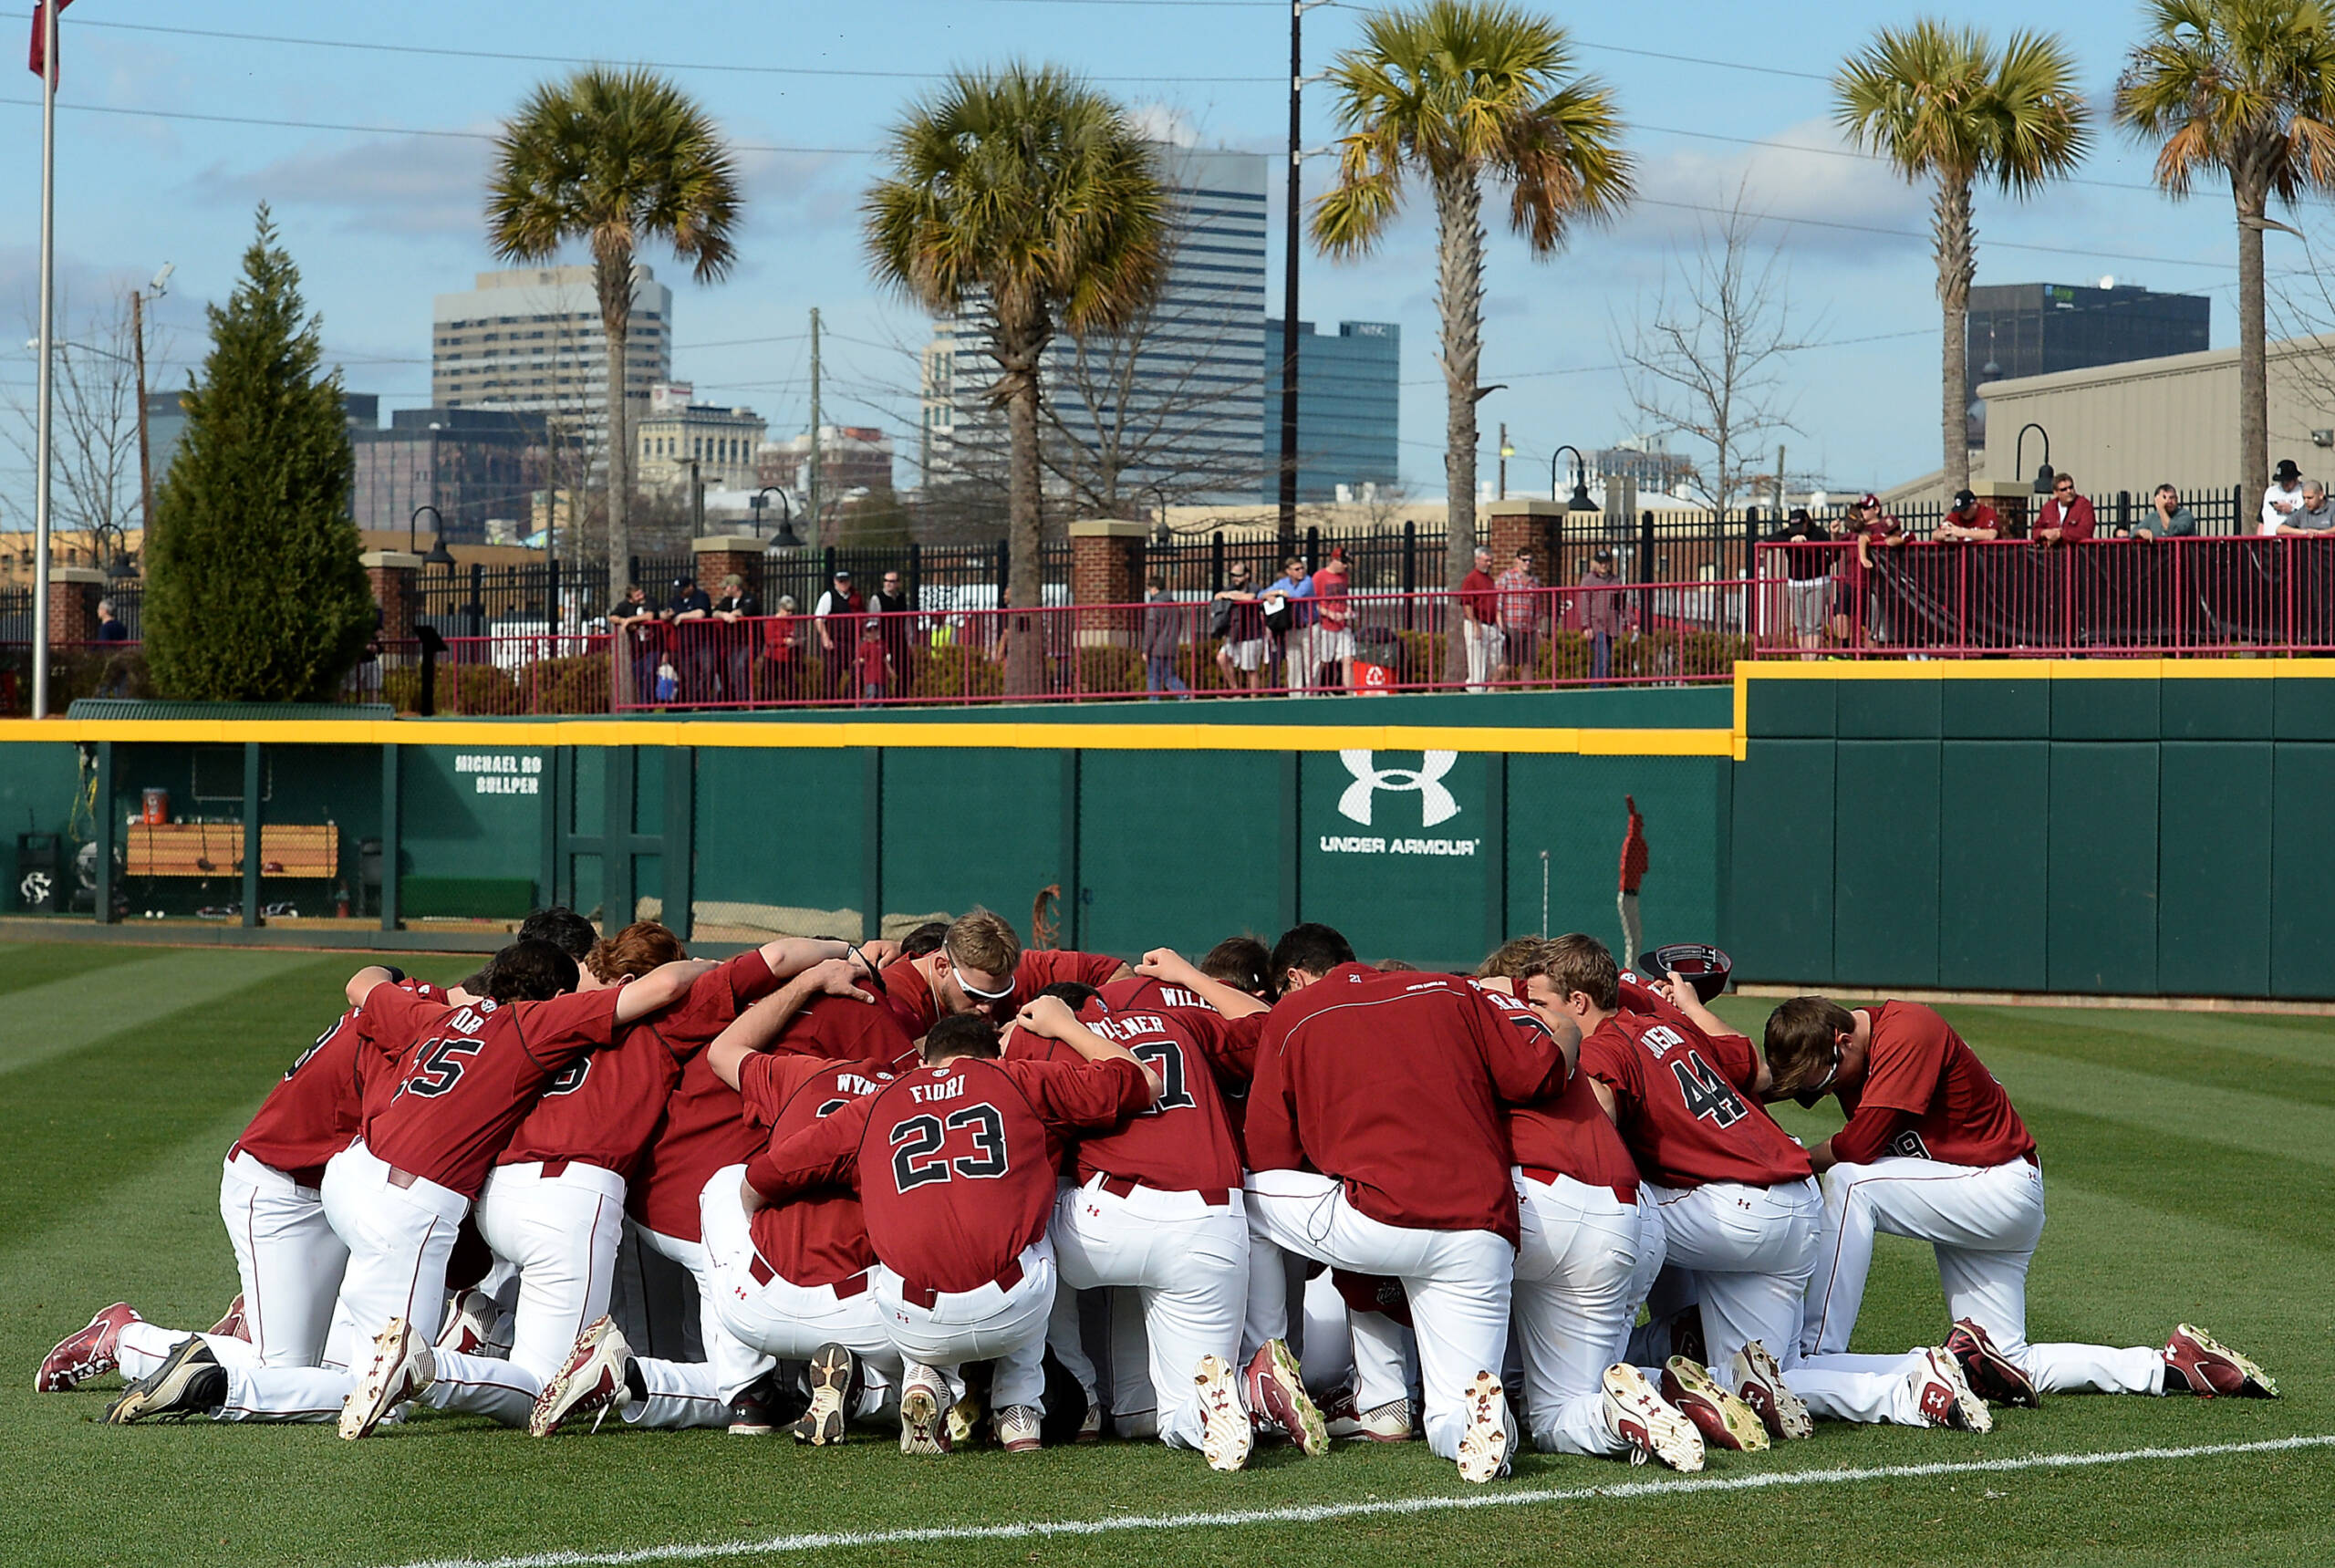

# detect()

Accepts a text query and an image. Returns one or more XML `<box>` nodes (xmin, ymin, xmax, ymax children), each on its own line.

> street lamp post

<box><xmin>130</xmin><ymin>264</ymin><xmax>172</xmax><ymax>542</ymax></box>
<box><xmin>1550</xmin><ymin>444</ymin><xmax>1597</xmax><ymax>557</ymax></box>
<box><xmin>751</xmin><ymin>486</ymin><xmax>797</xmax><ymax>547</ymax></box>
<box><xmin>2015</xmin><ymin>422</ymin><xmax>2053</xmax><ymax>496</ymax></box>
<box><xmin>1277</xmin><ymin>0</ymin><xmax>1339</xmax><ymax>548</ymax></box>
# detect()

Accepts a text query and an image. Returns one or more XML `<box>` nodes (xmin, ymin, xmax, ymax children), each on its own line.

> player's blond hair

<box><xmin>1539</xmin><ymin>933</ymin><xmax>1619</xmax><ymax>1012</ymax></box>
<box><xmin>1477</xmin><ymin>935</ymin><xmax>1550</xmax><ymax>980</ymax></box>
<box><xmin>944</xmin><ymin>908</ymin><xmax>1020</xmax><ymax>980</ymax></box>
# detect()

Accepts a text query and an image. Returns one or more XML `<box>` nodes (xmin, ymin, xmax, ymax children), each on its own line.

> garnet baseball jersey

<box><xmin>234</xmin><ymin>981</ymin><xmax>444</xmax><ymax>1189</ymax></box>
<box><xmin>1056</xmin><ymin>976</ymin><xmax>1244</xmax><ymax>1192</ymax></box>
<box><xmin>738</xmin><ymin>1053</ymin><xmax>895</xmax><ymax>1287</ymax></box>
<box><xmin>1827</xmin><ymin>1001</ymin><xmax>2037</xmax><ymax>1168</ymax></box>
<box><xmin>628</xmin><ymin>989</ymin><xmax>913</xmax><ymax>1241</ymax></box>
<box><xmin>875</xmin><ymin>948</ymin><xmax>1127</xmax><ymax>1040</ymax></box>
<box><xmin>498</xmin><ymin>951</ymin><xmax>778</xmax><ymax>1179</ymax></box>
<box><xmin>1244</xmin><ymin>963</ymin><xmax>1568</xmax><ymax>1244</ymax></box>
<box><xmin>749</xmin><ymin>1054</ymin><xmax>1151</xmax><ymax>1294</ymax></box>
<box><xmin>1477</xmin><ymin>990</ymin><xmax>1641</xmax><ymax>1202</ymax></box>
<box><xmin>1581</xmin><ymin>1011</ymin><xmax>1811</xmax><ymax>1190</ymax></box>
<box><xmin>357</xmin><ymin>984</ymin><xmax>623</xmax><ymax>1199</ymax></box>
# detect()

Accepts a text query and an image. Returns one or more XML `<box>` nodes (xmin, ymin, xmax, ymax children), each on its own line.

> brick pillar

<box><xmin>360</xmin><ymin>550</ymin><xmax>422</xmax><ymax>640</ymax></box>
<box><xmin>1481</xmin><ymin>498</ymin><xmax>1562</xmax><ymax>575</ymax></box>
<box><xmin>47</xmin><ymin>566</ymin><xmax>105</xmax><ymax>645</ymax></box>
<box><xmin>1974</xmin><ymin>480</ymin><xmax>2033</xmax><ymax>535</ymax></box>
<box><xmin>691</xmin><ymin>535</ymin><xmax>767</xmax><ymax>600</ymax></box>
<box><xmin>1069</xmin><ymin>519</ymin><xmax>1148</xmax><ymax>646</ymax></box>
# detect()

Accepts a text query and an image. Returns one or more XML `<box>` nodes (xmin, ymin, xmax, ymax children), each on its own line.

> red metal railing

<box><xmin>1751</xmin><ymin>536</ymin><xmax>2335</xmax><ymax>658</ymax></box>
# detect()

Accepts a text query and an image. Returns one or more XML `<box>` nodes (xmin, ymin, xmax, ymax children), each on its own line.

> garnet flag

<box><xmin>27</xmin><ymin>0</ymin><xmax>72</xmax><ymax>82</ymax></box>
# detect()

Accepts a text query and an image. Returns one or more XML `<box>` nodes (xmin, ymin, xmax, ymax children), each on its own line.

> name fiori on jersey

<box><xmin>909</xmin><ymin>1075</ymin><xmax>968</xmax><ymax>1103</ymax></box>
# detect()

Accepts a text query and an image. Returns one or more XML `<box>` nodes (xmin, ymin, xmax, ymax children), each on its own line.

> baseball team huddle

<box><xmin>38</xmin><ymin>904</ymin><xmax>2278</xmax><ymax>1483</ymax></box>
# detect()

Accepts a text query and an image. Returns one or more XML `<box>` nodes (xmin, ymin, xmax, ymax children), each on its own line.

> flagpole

<box><xmin>32</xmin><ymin>0</ymin><xmax>58</xmax><ymax>719</ymax></box>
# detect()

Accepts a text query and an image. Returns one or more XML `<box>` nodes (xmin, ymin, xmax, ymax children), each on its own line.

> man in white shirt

<box><xmin>2260</xmin><ymin>459</ymin><xmax>2304</xmax><ymax>534</ymax></box>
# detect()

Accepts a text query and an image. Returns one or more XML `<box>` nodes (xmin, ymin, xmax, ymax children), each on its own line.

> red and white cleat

<box><xmin>1730</xmin><ymin>1340</ymin><xmax>1813</xmax><ymax>1440</ymax></box>
<box><xmin>36</xmin><ymin>1303</ymin><xmax>140</xmax><ymax>1393</ymax></box>
<box><xmin>2164</xmin><ymin>1324</ymin><xmax>2278</xmax><ymax>1399</ymax></box>
<box><xmin>1909</xmin><ymin>1346</ymin><xmax>1994</xmax><ymax>1433</ymax></box>
<box><xmin>528</xmin><ymin>1315</ymin><xmax>634</xmax><ymax>1437</ymax></box>
<box><xmin>208</xmin><ymin>1294</ymin><xmax>249</xmax><ymax>1343</ymax></box>
<box><xmin>1454</xmin><ymin>1370</ymin><xmax>1514</xmax><ymax>1484</ymax></box>
<box><xmin>1945</xmin><ymin>1318</ymin><xmax>2039</xmax><ymax>1408</ymax></box>
<box><xmin>1195</xmin><ymin>1354</ymin><xmax>1252</xmax><ymax>1473</ymax></box>
<box><xmin>434</xmin><ymin>1288</ymin><xmax>498</xmax><ymax>1357</ymax></box>
<box><xmin>1242</xmin><ymin>1339</ymin><xmax>1328</xmax><ymax>1457</ymax></box>
<box><xmin>1663</xmin><ymin>1355</ymin><xmax>1769</xmax><ymax>1452</ymax></box>
<box><xmin>1602</xmin><ymin>1363</ymin><xmax>1704</xmax><ymax>1471</ymax></box>
<box><xmin>339</xmin><ymin>1317</ymin><xmax>435</xmax><ymax>1440</ymax></box>
<box><xmin>898</xmin><ymin>1363</ymin><xmax>951</xmax><ymax>1455</ymax></box>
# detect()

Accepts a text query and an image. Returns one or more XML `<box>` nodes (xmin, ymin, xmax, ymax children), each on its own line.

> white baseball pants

<box><xmin>410</xmin><ymin>1159</ymin><xmax>633</xmax><ymax>1428</ymax></box>
<box><xmin>215</xmin><ymin>1142</ymin><xmax>464</xmax><ymax>1422</ymax></box>
<box><xmin>1642</xmin><ymin>1176</ymin><xmax>1821</xmax><ymax>1390</ymax></box>
<box><xmin>1513</xmin><ymin>1172</ymin><xmax>1661</xmax><ymax>1457</ymax></box>
<box><xmin>1050</xmin><ymin>1177</ymin><xmax>1249</xmax><ymax>1452</ymax></box>
<box><xmin>1244</xmin><ymin>1168</ymin><xmax>1512</xmax><ymax>1462</ymax></box>
<box><xmin>1804</xmin><ymin>1156</ymin><xmax>2162</xmax><ymax>1396</ymax></box>
<box><xmin>636</xmin><ymin>1207</ymin><xmax>778</xmax><ymax>1417</ymax></box>
<box><xmin>874</xmin><ymin>1241</ymin><xmax>1055</xmax><ymax>1412</ymax></box>
<box><xmin>117</xmin><ymin>1151</ymin><xmax>350</xmax><ymax>1382</ymax></box>
<box><xmin>1289</xmin><ymin>1272</ymin><xmax>1421</xmax><ymax>1410</ymax></box>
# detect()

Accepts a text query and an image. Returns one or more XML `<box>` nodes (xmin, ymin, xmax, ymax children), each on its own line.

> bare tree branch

<box><xmin>3</xmin><ymin>286</ymin><xmax>158</xmax><ymax>565</ymax></box>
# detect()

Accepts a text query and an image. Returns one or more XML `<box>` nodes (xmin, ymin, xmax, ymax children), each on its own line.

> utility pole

<box><xmin>1275</xmin><ymin>0</ymin><xmax>1322</xmax><ymax>549</ymax></box>
<box><xmin>128</xmin><ymin>264</ymin><xmax>170</xmax><ymax>549</ymax></box>
<box><xmin>807</xmin><ymin>306</ymin><xmax>823</xmax><ymax>547</ymax></box>
<box><xmin>32</xmin><ymin>0</ymin><xmax>59</xmax><ymax>718</ymax></box>
<box><xmin>1775</xmin><ymin>442</ymin><xmax>1787</xmax><ymax>512</ymax></box>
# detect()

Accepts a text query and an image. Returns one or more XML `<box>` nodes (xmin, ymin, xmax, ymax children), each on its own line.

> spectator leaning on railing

<box><xmin>814</xmin><ymin>568</ymin><xmax>862</xmax><ymax>699</ymax></box>
<box><xmin>1495</xmin><ymin>546</ymin><xmax>1542</xmax><ymax>685</ymax></box>
<box><xmin>1772</xmin><ymin>506</ymin><xmax>1832</xmax><ymax>658</ymax></box>
<box><xmin>1933</xmin><ymin>488</ymin><xmax>2001</xmax><ymax>542</ymax></box>
<box><xmin>2035</xmin><ymin>475</ymin><xmax>2096</xmax><ymax>545</ymax></box>
<box><xmin>1576</xmin><ymin>547</ymin><xmax>1622</xmax><ymax>681</ymax></box>
<box><xmin>607</xmin><ymin>582</ymin><xmax>659</xmax><ymax>706</ymax></box>
<box><xmin>1211</xmin><ymin>563</ymin><xmax>1268</xmax><ymax>693</ymax></box>
<box><xmin>2125</xmin><ymin>484</ymin><xmax>2197</xmax><ymax>541</ymax></box>
<box><xmin>1141</xmin><ymin>573</ymin><xmax>1190</xmax><ymax>700</ymax></box>
<box><xmin>712</xmin><ymin>573</ymin><xmax>759</xmax><ymax>702</ymax></box>
<box><xmin>2288</xmin><ymin>480</ymin><xmax>2334</xmax><ymax>533</ymax></box>
<box><xmin>1263</xmin><ymin>555</ymin><xmax>1313</xmax><ymax>693</ymax></box>
<box><xmin>1311</xmin><ymin>546</ymin><xmax>1355</xmax><ymax>691</ymax></box>
<box><xmin>2261</xmin><ymin>458</ymin><xmax>2304</xmax><ymax>534</ymax></box>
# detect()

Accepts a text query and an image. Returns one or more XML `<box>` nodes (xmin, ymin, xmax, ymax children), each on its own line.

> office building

<box><xmin>431</xmin><ymin>265</ymin><xmax>672</xmax><ymax>455</ymax></box>
<box><xmin>1967</xmin><ymin>281</ymin><xmax>2210</xmax><ymax>445</ymax></box>
<box><xmin>148</xmin><ymin>390</ymin><xmax>377</xmax><ymax>483</ymax></box>
<box><xmin>1593</xmin><ymin>436</ymin><xmax>1695</xmax><ymax>496</ymax></box>
<box><xmin>636</xmin><ymin>382</ymin><xmax>766</xmax><ymax>492</ymax></box>
<box><xmin>1261</xmin><ymin>318</ymin><xmax>1399</xmax><ymax>503</ymax></box>
<box><xmin>349</xmin><ymin>407</ymin><xmax>556</xmax><ymax>544</ymax></box>
<box><xmin>924</xmin><ymin>146</ymin><xmax>1268</xmax><ymax>507</ymax></box>
<box><xmin>762</xmin><ymin>426</ymin><xmax>896</xmax><ymax>500</ymax></box>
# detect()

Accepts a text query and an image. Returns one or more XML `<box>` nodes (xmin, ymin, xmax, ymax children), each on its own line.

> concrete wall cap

<box><xmin>51</xmin><ymin>566</ymin><xmax>109</xmax><ymax>585</ymax></box>
<box><xmin>1481</xmin><ymin>498</ymin><xmax>1562</xmax><ymax>516</ymax></box>
<box><xmin>691</xmin><ymin>535</ymin><xmax>771</xmax><ymax>553</ymax></box>
<box><xmin>1067</xmin><ymin>520</ymin><xmax>1154</xmax><ymax>539</ymax></box>
<box><xmin>359</xmin><ymin>551</ymin><xmax>425</xmax><ymax>569</ymax></box>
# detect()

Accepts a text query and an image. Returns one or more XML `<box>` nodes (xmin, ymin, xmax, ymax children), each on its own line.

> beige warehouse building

<box><xmin>1977</xmin><ymin>333</ymin><xmax>2335</xmax><ymax>495</ymax></box>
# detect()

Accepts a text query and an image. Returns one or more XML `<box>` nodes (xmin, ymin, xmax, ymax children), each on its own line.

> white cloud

<box><xmin>1613</xmin><ymin>118</ymin><xmax>1931</xmax><ymax>258</ymax></box>
<box><xmin>197</xmin><ymin>128</ymin><xmax>497</xmax><ymax>238</ymax></box>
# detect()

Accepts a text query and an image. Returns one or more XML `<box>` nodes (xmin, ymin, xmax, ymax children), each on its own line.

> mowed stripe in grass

<box><xmin>0</xmin><ymin>939</ymin><xmax>186</xmax><ymax>1002</ymax></box>
<box><xmin>0</xmin><ymin>949</ymin><xmax>321</xmax><ymax>1077</ymax></box>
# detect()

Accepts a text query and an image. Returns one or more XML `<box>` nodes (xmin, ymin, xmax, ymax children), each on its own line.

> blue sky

<box><xmin>0</xmin><ymin>0</ymin><xmax>2310</xmax><ymax>506</ymax></box>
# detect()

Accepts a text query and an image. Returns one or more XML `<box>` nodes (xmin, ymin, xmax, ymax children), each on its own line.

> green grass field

<box><xmin>4</xmin><ymin>942</ymin><xmax>2330</xmax><ymax>1568</ymax></box>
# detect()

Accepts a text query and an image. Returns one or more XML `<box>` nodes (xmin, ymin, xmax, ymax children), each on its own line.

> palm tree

<box><xmin>1313</xmin><ymin>0</ymin><xmax>1630</xmax><ymax>634</ymax></box>
<box><xmin>866</xmin><ymin>63</ymin><xmax>1168</xmax><ymax>695</ymax></box>
<box><xmin>1836</xmin><ymin>22</ymin><xmax>2090</xmax><ymax>493</ymax></box>
<box><xmin>487</xmin><ymin>67</ymin><xmax>740</xmax><ymax>584</ymax></box>
<box><xmin>2117</xmin><ymin>0</ymin><xmax>2335</xmax><ymax>494</ymax></box>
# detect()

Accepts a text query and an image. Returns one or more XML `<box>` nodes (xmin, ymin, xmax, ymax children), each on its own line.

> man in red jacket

<box><xmin>1763</xmin><ymin>996</ymin><xmax>2275</xmax><ymax>1404</ymax></box>
<box><xmin>1242</xmin><ymin>923</ymin><xmax>1570</xmax><ymax>1484</ymax></box>
<box><xmin>741</xmin><ymin>1001</ymin><xmax>1160</xmax><ymax>1455</ymax></box>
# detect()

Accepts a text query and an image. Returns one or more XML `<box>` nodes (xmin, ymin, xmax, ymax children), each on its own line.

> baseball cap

<box><xmin>832</xmin><ymin>566</ymin><xmax>853</xmax><ymax>578</ymax></box>
<box><xmin>1859</xmin><ymin>493</ymin><xmax>1882</xmax><ymax>508</ymax></box>
<box><xmin>1952</xmin><ymin>488</ymin><xmax>1977</xmax><ymax>509</ymax></box>
<box><xmin>1788</xmin><ymin>506</ymin><xmax>1811</xmax><ymax>524</ymax></box>
<box><xmin>2277</xmin><ymin>458</ymin><xmax>2303</xmax><ymax>483</ymax></box>
<box><xmin>1592</xmin><ymin>547</ymin><xmax>1614</xmax><ymax>562</ymax></box>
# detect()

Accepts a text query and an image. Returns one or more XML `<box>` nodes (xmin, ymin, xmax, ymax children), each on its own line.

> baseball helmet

<box><xmin>1635</xmin><ymin>942</ymin><xmax>1733</xmax><ymax>1002</ymax></box>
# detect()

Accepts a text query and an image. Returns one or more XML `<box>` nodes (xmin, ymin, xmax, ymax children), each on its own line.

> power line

<box><xmin>68</xmin><ymin>18</ymin><xmax>1280</xmax><ymax>84</ymax></box>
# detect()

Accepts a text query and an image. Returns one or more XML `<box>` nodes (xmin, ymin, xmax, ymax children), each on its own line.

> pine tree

<box><xmin>143</xmin><ymin>206</ymin><xmax>374</xmax><ymax>702</ymax></box>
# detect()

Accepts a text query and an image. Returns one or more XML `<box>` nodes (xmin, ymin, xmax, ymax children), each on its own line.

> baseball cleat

<box><xmin>792</xmin><ymin>1345</ymin><xmax>855</xmax><ymax>1445</ymax></box>
<box><xmin>1945</xmin><ymin>1318</ymin><xmax>2039</xmax><ymax>1408</ymax></box>
<box><xmin>208</xmin><ymin>1293</ymin><xmax>249</xmax><ymax>1343</ymax></box>
<box><xmin>1663</xmin><ymin>1355</ymin><xmax>1769</xmax><ymax>1452</ymax></box>
<box><xmin>727</xmin><ymin>1375</ymin><xmax>777</xmax><ymax>1436</ymax></box>
<box><xmin>993</xmin><ymin>1403</ymin><xmax>1043</xmax><ymax>1453</ymax></box>
<box><xmin>1730</xmin><ymin>1341</ymin><xmax>1813</xmax><ymax>1440</ymax></box>
<box><xmin>1602</xmin><ymin>1363</ymin><xmax>1704</xmax><ymax>1471</ymax></box>
<box><xmin>1909</xmin><ymin>1346</ymin><xmax>1993</xmax><ymax>1433</ymax></box>
<box><xmin>103</xmin><ymin>1336</ymin><xmax>225</xmax><ymax>1424</ymax></box>
<box><xmin>340</xmin><ymin>1317</ymin><xmax>434</xmax><ymax>1440</ymax></box>
<box><xmin>1074</xmin><ymin>1398</ymin><xmax>1104</xmax><ymax>1443</ymax></box>
<box><xmin>898</xmin><ymin>1364</ymin><xmax>950</xmax><ymax>1455</ymax></box>
<box><xmin>37</xmin><ymin>1303</ymin><xmax>140</xmax><ymax>1393</ymax></box>
<box><xmin>1327</xmin><ymin>1396</ymin><xmax>1414</xmax><ymax>1442</ymax></box>
<box><xmin>2164</xmin><ymin>1324</ymin><xmax>2278</xmax><ymax>1399</ymax></box>
<box><xmin>1454</xmin><ymin>1370</ymin><xmax>1514</xmax><ymax>1483</ymax></box>
<box><xmin>1242</xmin><ymin>1339</ymin><xmax>1329</xmax><ymax>1458</ymax></box>
<box><xmin>528</xmin><ymin>1316</ymin><xmax>634</xmax><ymax>1437</ymax></box>
<box><xmin>434</xmin><ymin>1288</ymin><xmax>498</xmax><ymax>1357</ymax></box>
<box><xmin>947</xmin><ymin>1388</ymin><xmax>985</xmax><ymax>1448</ymax></box>
<box><xmin>1195</xmin><ymin>1354</ymin><xmax>1252</xmax><ymax>1472</ymax></box>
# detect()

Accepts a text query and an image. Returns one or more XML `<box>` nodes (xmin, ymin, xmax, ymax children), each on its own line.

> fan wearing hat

<box><xmin>814</xmin><ymin>568</ymin><xmax>864</xmax><ymax>699</ymax></box>
<box><xmin>1848</xmin><ymin>494</ymin><xmax>1904</xmax><ymax>569</ymax></box>
<box><xmin>2261</xmin><ymin>458</ymin><xmax>2305</xmax><ymax>535</ymax></box>
<box><xmin>1933</xmin><ymin>490</ymin><xmax>2001</xmax><ymax>543</ymax></box>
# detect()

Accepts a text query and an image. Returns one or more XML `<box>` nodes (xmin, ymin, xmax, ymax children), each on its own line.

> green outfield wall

<box><xmin>2</xmin><ymin>665</ymin><xmax>2328</xmax><ymax>998</ymax></box>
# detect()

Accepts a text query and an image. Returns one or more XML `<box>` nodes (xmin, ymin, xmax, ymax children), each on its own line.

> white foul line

<box><xmin>381</xmin><ymin>1432</ymin><xmax>2335</xmax><ymax>1568</ymax></box>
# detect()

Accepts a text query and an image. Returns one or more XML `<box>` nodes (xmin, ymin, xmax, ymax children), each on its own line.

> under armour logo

<box><xmin>1337</xmin><ymin>750</ymin><xmax>1460</xmax><ymax>827</ymax></box>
